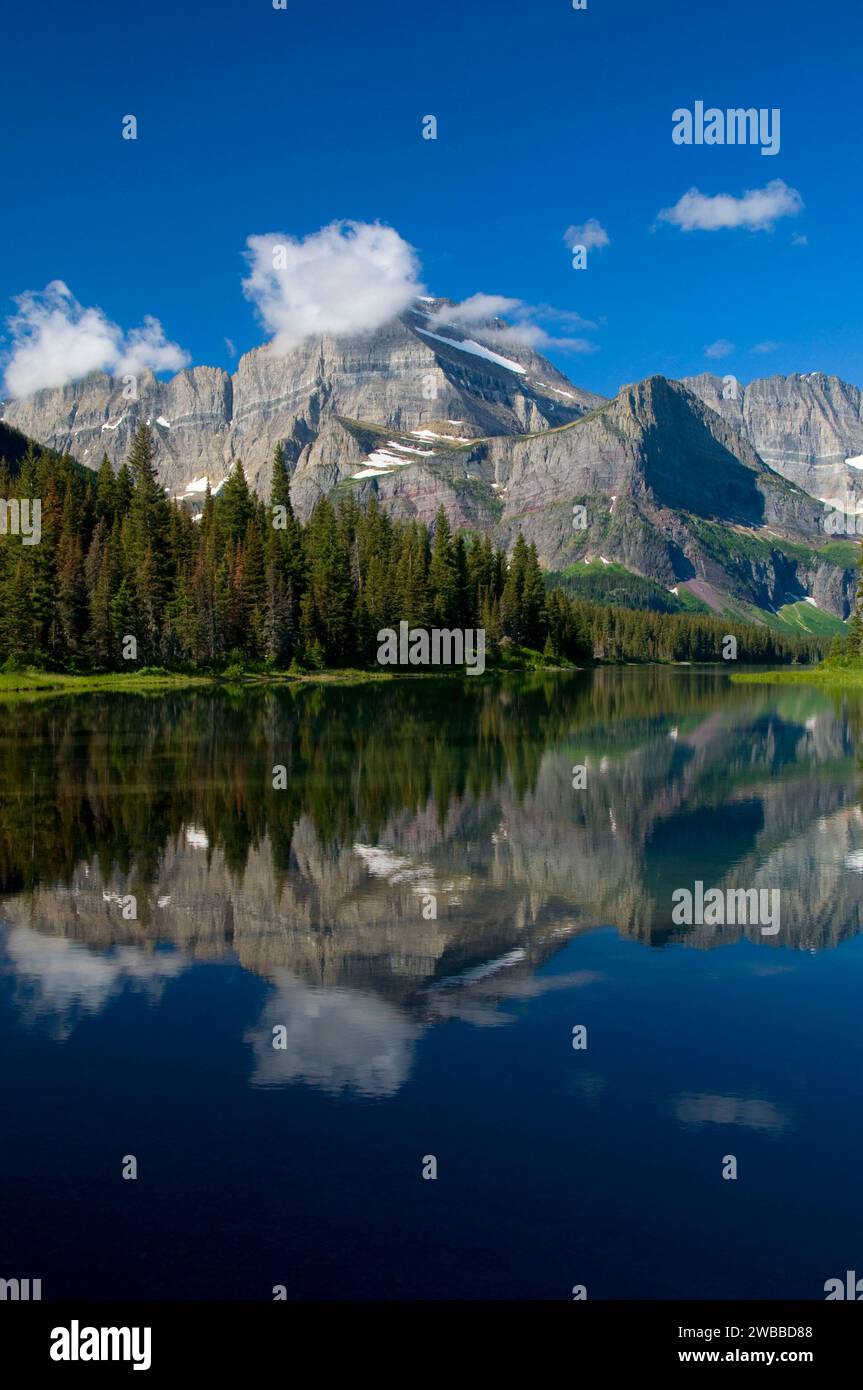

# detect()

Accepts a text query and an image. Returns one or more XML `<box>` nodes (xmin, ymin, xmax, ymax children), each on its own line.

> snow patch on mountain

<box><xmin>411</xmin><ymin>428</ymin><xmax>473</xmax><ymax>443</ymax></box>
<box><xmin>535</xmin><ymin>379</ymin><xmax>577</xmax><ymax>400</ymax></box>
<box><xmin>415</xmin><ymin>328</ymin><xmax>527</xmax><ymax>375</ymax></box>
<box><xmin>385</xmin><ymin>441</ymin><xmax>435</xmax><ymax>456</ymax></box>
<box><xmin>178</xmin><ymin>474</ymin><xmax>228</xmax><ymax>498</ymax></box>
<box><xmin>352</xmin><ymin>446</ymin><xmax>425</xmax><ymax>479</ymax></box>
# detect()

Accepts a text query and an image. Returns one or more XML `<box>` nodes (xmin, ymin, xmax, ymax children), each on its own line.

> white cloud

<box><xmin>430</xmin><ymin>293</ymin><xmax>522</xmax><ymax>326</ymax></box>
<box><xmin>487</xmin><ymin>323</ymin><xmax>597</xmax><ymax>355</ymax></box>
<box><xmin>3</xmin><ymin>925</ymin><xmax>185</xmax><ymax>1039</ymax></box>
<box><xmin>247</xmin><ymin>970</ymin><xmax>421</xmax><ymax>1097</ymax></box>
<box><xmin>3</xmin><ymin>281</ymin><xmax>189</xmax><ymax>397</ymax></box>
<box><xmin>658</xmin><ymin>179</ymin><xmax>803</xmax><ymax>232</ymax></box>
<box><xmin>531</xmin><ymin>303</ymin><xmax>598</xmax><ymax>331</ymax></box>
<box><xmin>704</xmin><ymin>338</ymin><xmax>735</xmax><ymax>360</ymax></box>
<box><xmin>242</xmin><ymin>220</ymin><xmax>423</xmax><ymax>354</ymax></box>
<box><xmin>428</xmin><ymin>293</ymin><xmax>597</xmax><ymax>355</ymax></box>
<box><xmin>675</xmin><ymin>1092</ymin><xmax>790</xmax><ymax>1134</ymax></box>
<box><xmin>118</xmin><ymin>315</ymin><xmax>189</xmax><ymax>377</ymax></box>
<box><xmin>751</xmin><ymin>340</ymin><xmax>781</xmax><ymax>354</ymax></box>
<box><xmin>563</xmin><ymin>218</ymin><xmax>610</xmax><ymax>251</ymax></box>
<box><xmin>224</xmin><ymin>337</ymin><xmax>237</xmax><ymax>357</ymax></box>
<box><xmin>791</xmin><ymin>232</ymin><xmax>808</xmax><ymax>246</ymax></box>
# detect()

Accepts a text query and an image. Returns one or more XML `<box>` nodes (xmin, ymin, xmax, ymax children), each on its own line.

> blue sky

<box><xmin>1</xmin><ymin>0</ymin><xmax>859</xmax><ymax>398</ymax></box>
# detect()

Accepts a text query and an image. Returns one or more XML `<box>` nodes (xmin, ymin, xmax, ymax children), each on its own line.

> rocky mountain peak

<box><xmin>683</xmin><ymin>370</ymin><xmax>863</xmax><ymax>501</ymax></box>
<box><xmin>0</xmin><ymin>301</ymin><xmax>605</xmax><ymax>509</ymax></box>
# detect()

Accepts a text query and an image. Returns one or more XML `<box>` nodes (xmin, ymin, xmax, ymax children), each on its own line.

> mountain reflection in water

<box><xmin>4</xmin><ymin>667</ymin><xmax>863</xmax><ymax>1301</ymax></box>
<box><xmin>2</xmin><ymin>669</ymin><xmax>861</xmax><ymax>1096</ymax></box>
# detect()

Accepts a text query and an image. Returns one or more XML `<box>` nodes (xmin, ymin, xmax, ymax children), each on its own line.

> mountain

<box><xmin>682</xmin><ymin>371</ymin><xmax>863</xmax><ymax>503</ymax></box>
<box><xmin>0</xmin><ymin>418</ymin><xmax>51</xmax><ymax>474</ymax></box>
<box><xmin>2</xmin><ymin>301</ymin><xmax>859</xmax><ymax>623</ymax></box>
<box><xmin>3</xmin><ymin>677</ymin><xmax>860</xmax><ymax>1044</ymax></box>
<box><xmin>351</xmin><ymin>374</ymin><xmax>858</xmax><ymax>620</ymax></box>
<box><xmin>0</xmin><ymin>299</ymin><xmax>601</xmax><ymax>512</ymax></box>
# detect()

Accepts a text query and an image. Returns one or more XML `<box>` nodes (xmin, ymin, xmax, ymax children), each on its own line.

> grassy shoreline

<box><xmin>0</xmin><ymin>656</ymin><xmax>833</xmax><ymax>699</ymax></box>
<box><xmin>0</xmin><ymin>656</ymin><xmax>578</xmax><ymax>697</ymax></box>
<box><xmin>0</xmin><ymin>670</ymin><xmax>214</xmax><ymax>696</ymax></box>
<box><xmin>0</xmin><ymin>668</ymin><xmax>419</xmax><ymax>695</ymax></box>
<box><xmin>732</xmin><ymin>664</ymin><xmax>863</xmax><ymax>689</ymax></box>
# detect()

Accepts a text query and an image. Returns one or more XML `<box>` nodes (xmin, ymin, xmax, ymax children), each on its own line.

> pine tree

<box><xmin>265</xmin><ymin>445</ymin><xmax>305</xmax><ymax>664</ymax></box>
<box><xmin>0</xmin><ymin>429</ymin><xmax>828</xmax><ymax>677</ymax></box>
<box><xmin>95</xmin><ymin>454</ymin><xmax>117</xmax><ymax>525</ymax></box>
<box><xmin>303</xmin><ymin>497</ymin><xmax>353</xmax><ymax>664</ymax></box>
<box><xmin>0</xmin><ymin>556</ymin><xmax>32</xmax><ymax>663</ymax></box>
<box><xmin>521</xmin><ymin>541</ymin><xmax>546</xmax><ymax>648</ymax></box>
<box><xmin>848</xmin><ymin>542</ymin><xmax>863</xmax><ymax>659</ymax></box>
<box><xmin>110</xmin><ymin>578</ymin><xmax>137</xmax><ymax>665</ymax></box>
<box><xmin>86</xmin><ymin>545</ymin><xmax>114</xmax><ymax>670</ymax></box>
<box><xmin>394</xmin><ymin>522</ymin><xmax>430</xmax><ymax>629</ymax></box>
<box><xmin>428</xmin><ymin>506</ymin><xmax>458</xmax><ymax>624</ymax></box>
<box><xmin>115</xmin><ymin>461</ymin><xmax>133</xmax><ymax>515</ymax></box>
<box><xmin>55</xmin><ymin>479</ymin><xmax>87</xmax><ymax>659</ymax></box>
<box><xmin>501</xmin><ymin>533</ymin><xmax>528</xmax><ymax>642</ymax></box>
<box><xmin>125</xmin><ymin>425</ymin><xmax>172</xmax><ymax>657</ymax></box>
<box><xmin>217</xmin><ymin>460</ymin><xmax>255</xmax><ymax>551</ymax></box>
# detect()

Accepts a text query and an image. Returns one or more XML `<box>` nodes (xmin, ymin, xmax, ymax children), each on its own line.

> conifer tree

<box><xmin>394</xmin><ymin>522</ymin><xmax>430</xmax><ymax>629</ymax></box>
<box><xmin>303</xmin><ymin>496</ymin><xmax>353</xmax><ymax>664</ymax></box>
<box><xmin>265</xmin><ymin>445</ymin><xmax>305</xmax><ymax>664</ymax></box>
<box><xmin>501</xmin><ymin>533</ymin><xmax>528</xmax><ymax>642</ymax></box>
<box><xmin>95</xmin><ymin>454</ymin><xmax>116</xmax><ymax>525</ymax></box>
<box><xmin>125</xmin><ymin>425</ymin><xmax>172</xmax><ymax>654</ymax></box>
<box><xmin>428</xmin><ymin>506</ymin><xmax>458</xmax><ymax>624</ymax></box>
<box><xmin>521</xmin><ymin>541</ymin><xmax>546</xmax><ymax>648</ymax></box>
<box><xmin>848</xmin><ymin>543</ymin><xmax>863</xmax><ymax>658</ymax></box>
<box><xmin>217</xmin><ymin>460</ymin><xmax>255</xmax><ymax>550</ymax></box>
<box><xmin>0</xmin><ymin>425</ymin><xmax>831</xmax><ymax>675</ymax></box>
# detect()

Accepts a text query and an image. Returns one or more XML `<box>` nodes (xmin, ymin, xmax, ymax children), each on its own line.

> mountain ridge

<box><xmin>0</xmin><ymin>299</ymin><xmax>602</xmax><ymax>505</ymax></box>
<box><xmin>2</xmin><ymin>302</ymin><xmax>860</xmax><ymax>623</ymax></box>
<box><xmin>682</xmin><ymin>370</ymin><xmax>863</xmax><ymax>502</ymax></box>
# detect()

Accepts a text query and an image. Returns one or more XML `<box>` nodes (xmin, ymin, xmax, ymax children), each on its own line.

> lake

<box><xmin>1</xmin><ymin>668</ymin><xmax>862</xmax><ymax>1300</ymax></box>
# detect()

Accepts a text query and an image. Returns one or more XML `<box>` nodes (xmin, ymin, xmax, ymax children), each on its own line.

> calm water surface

<box><xmin>1</xmin><ymin>668</ymin><xmax>862</xmax><ymax>1299</ymax></box>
